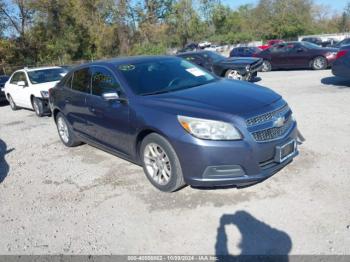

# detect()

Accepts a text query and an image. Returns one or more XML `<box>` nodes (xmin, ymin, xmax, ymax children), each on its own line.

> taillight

<box><xmin>336</xmin><ymin>50</ymin><xmax>348</xmax><ymax>59</ymax></box>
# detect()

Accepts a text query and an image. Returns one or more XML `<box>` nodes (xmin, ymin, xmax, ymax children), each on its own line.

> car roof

<box><xmin>177</xmin><ymin>50</ymin><xmax>210</xmax><ymax>56</ymax></box>
<box><xmin>340</xmin><ymin>44</ymin><xmax>350</xmax><ymax>49</ymax></box>
<box><xmin>14</xmin><ymin>66</ymin><xmax>63</xmax><ymax>73</ymax></box>
<box><xmin>71</xmin><ymin>55</ymin><xmax>179</xmax><ymax>70</ymax></box>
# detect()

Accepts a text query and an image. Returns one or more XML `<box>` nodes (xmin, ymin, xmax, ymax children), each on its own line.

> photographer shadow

<box><xmin>0</xmin><ymin>138</ymin><xmax>13</xmax><ymax>183</ymax></box>
<box><xmin>215</xmin><ymin>211</ymin><xmax>292</xmax><ymax>262</ymax></box>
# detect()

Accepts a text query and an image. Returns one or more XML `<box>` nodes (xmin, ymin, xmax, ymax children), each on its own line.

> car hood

<box><xmin>215</xmin><ymin>57</ymin><xmax>260</xmax><ymax>66</ymax></box>
<box><xmin>32</xmin><ymin>81</ymin><xmax>60</xmax><ymax>91</ymax></box>
<box><xmin>145</xmin><ymin>79</ymin><xmax>281</xmax><ymax>116</ymax></box>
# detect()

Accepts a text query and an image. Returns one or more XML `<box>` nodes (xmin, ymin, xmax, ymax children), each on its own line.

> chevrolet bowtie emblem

<box><xmin>273</xmin><ymin>116</ymin><xmax>286</xmax><ymax>128</ymax></box>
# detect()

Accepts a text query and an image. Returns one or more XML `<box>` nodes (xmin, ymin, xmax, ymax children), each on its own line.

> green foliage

<box><xmin>0</xmin><ymin>0</ymin><xmax>349</xmax><ymax>69</ymax></box>
<box><xmin>130</xmin><ymin>42</ymin><xmax>167</xmax><ymax>55</ymax></box>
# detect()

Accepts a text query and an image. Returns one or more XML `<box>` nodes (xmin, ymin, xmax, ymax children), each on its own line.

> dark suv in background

<box><xmin>50</xmin><ymin>56</ymin><xmax>299</xmax><ymax>192</ymax></box>
<box><xmin>0</xmin><ymin>75</ymin><xmax>9</xmax><ymax>103</ymax></box>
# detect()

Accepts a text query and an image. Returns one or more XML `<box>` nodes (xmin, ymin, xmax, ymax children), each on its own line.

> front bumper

<box><xmin>39</xmin><ymin>97</ymin><xmax>52</xmax><ymax>114</ymax></box>
<box><xmin>172</xmin><ymin>122</ymin><xmax>299</xmax><ymax>188</ymax></box>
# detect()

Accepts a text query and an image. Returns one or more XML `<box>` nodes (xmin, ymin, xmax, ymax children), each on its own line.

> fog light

<box><xmin>203</xmin><ymin>165</ymin><xmax>245</xmax><ymax>178</ymax></box>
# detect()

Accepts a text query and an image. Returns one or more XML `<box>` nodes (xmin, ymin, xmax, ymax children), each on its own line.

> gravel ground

<box><xmin>0</xmin><ymin>69</ymin><xmax>349</xmax><ymax>255</ymax></box>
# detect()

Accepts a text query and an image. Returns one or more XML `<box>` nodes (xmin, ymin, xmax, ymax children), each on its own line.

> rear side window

<box><xmin>62</xmin><ymin>74</ymin><xmax>73</xmax><ymax>89</ymax></box>
<box><xmin>72</xmin><ymin>68</ymin><xmax>91</xmax><ymax>93</ymax></box>
<box><xmin>91</xmin><ymin>67</ymin><xmax>120</xmax><ymax>96</ymax></box>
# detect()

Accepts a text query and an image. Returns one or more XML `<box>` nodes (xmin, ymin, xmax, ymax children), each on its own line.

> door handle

<box><xmin>65</xmin><ymin>97</ymin><xmax>71</xmax><ymax>103</ymax></box>
<box><xmin>89</xmin><ymin>106</ymin><xmax>96</xmax><ymax>113</ymax></box>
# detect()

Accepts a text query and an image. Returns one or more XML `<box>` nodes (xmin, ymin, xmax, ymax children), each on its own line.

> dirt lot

<box><xmin>0</xmin><ymin>70</ymin><xmax>350</xmax><ymax>255</ymax></box>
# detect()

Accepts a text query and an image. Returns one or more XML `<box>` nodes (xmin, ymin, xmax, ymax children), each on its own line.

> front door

<box><xmin>86</xmin><ymin>66</ymin><xmax>131</xmax><ymax>155</ymax></box>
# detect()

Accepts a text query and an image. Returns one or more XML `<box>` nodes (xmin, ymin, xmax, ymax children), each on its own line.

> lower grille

<box><xmin>252</xmin><ymin>117</ymin><xmax>293</xmax><ymax>142</ymax></box>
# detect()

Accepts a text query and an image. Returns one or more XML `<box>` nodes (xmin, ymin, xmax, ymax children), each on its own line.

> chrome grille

<box><xmin>252</xmin><ymin>116</ymin><xmax>293</xmax><ymax>142</ymax></box>
<box><xmin>246</xmin><ymin>104</ymin><xmax>290</xmax><ymax>127</ymax></box>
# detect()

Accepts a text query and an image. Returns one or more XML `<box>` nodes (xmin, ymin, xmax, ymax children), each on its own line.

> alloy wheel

<box><xmin>57</xmin><ymin>117</ymin><xmax>69</xmax><ymax>143</ymax></box>
<box><xmin>262</xmin><ymin>61</ymin><xmax>271</xmax><ymax>72</ymax></box>
<box><xmin>313</xmin><ymin>57</ymin><xmax>326</xmax><ymax>70</ymax></box>
<box><xmin>143</xmin><ymin>143</ymin><xmax>172</xmax><ymax>186</ymax></box>
<box><xmin>9</xmin><ymin>97</ymin><xmax>15</xmax><ymax>109</ymax></box>
<box><xmin>33</xmin><ymin>99</ymin><xmax>40</xmax><ymax>115</ymax></box>
<box><xmin>226</xmin><ymin>70</ymin><xmax>243</xmax><ymax>80</ymax></box>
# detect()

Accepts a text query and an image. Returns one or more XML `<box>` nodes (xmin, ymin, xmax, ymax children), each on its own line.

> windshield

<box><xmin>27</xmin><ymin>68</ymin><xmax>67</xmax><ymax>84</ymax></box>
<box><xmin>117</xmin><ymin>58</ymin><xmax>216</xmax><ymax>95</ymax></box>
<box><xmin>301</xmin><ymin>41</ymin><xmax>321</xmax><ymax>49</ymax></box>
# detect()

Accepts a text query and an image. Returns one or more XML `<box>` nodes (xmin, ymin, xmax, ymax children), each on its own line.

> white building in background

<box><xmin>298</xmin><ymin>32</ymin><xmax>350</xmax><ymax>42</ymax></box>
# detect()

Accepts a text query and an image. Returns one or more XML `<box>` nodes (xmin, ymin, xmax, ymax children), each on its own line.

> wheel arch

<box><xmin>135</xmin><ymin>128</ymin><xmax>170</xmax><ymax>162</ymax></box>
<box><xmin>52</xmin><ymin>108</ymin><xmax>61</xmax><ymax>121</ymax></box>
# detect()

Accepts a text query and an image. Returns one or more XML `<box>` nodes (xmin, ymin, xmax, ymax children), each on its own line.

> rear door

<box><xmin>65</xmin><ymin>67</ymin><xmax>92</xmax><ymax>136</ymax></box>
<box><xmin>7</xmin><ymin>72</ymin><xmax>28</xmax><ymax>106</ymax></box>
<box><xmin>86</xmin><ymin>66</ymin><xmax>131</xmax><ymax>155</ymax></box>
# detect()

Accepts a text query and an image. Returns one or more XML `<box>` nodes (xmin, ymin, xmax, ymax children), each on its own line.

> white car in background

<box><xmin>204</xmin><ymin>44</ymin><xmax>222</xmax><ymax>52</ymax></box>
<box><xmin>198</xmin><ymin>41</ymin><xmax>211</xmax><ymax>48</ymax></box>
<box><xmin>3</xmin><ymin>66</ymin><xmax>67</xmax><ymax>117</ymax></box>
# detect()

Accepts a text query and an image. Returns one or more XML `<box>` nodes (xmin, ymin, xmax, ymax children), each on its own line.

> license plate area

<box><xmin>275</xmin><ymin>140</ymin><xmax>296</xmax><ymax>163</ymax></box>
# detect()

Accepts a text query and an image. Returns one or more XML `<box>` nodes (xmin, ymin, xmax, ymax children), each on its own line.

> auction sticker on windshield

<box><xmin>186</xmin><ymin>67</ymin><xmax>206</xmax><ymax>77</ymax></box>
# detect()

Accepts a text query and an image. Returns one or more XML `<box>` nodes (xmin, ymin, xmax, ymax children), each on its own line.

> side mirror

<box><xmin>102</xmin><ymin>91</ymin><xmax>119</xmax><ymax>101</ymax></box>
<box><xmin>17</xmin><ymin>81</ymin><xmax>26</xmax><ymax>87</ymax></box>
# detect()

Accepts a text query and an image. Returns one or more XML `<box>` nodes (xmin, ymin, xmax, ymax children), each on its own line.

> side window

<box><xmin>270</xmin><ymin>44</ymin><xmax>289</xmax><ymax>54</ymax></box>
<box><xmin>91</xmin><ymin>67</ymin><xmax>120</xmax><ymax>96</ymax></box>
<box><xmin>63</xmin><ymin>74</ymin><xmax>73</xmax><ymax>89</ymax></box>
<box><xmin>10</xmin><ymin>72</ymin><xmax>28</xmax><ymax>86</ymax></box>
<box><xmin>20</xmin><ymin>73</ymin><xmax>28</xmax><ymax>86</ymax></box>
<box><xmin>10</xmin><ymin>72</ymin><xmax>21</xmax><ymax>84</ymax></box>
<box><xmin>72</xmin><ymin>68</ymin><xmax>91</xmax><ymax>93</ymax></box>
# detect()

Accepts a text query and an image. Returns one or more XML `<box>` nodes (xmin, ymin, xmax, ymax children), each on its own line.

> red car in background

<box><xmin>259</xmin><ymin>39</ymin><xmax>284</xmax><ymax>50</ymax></box>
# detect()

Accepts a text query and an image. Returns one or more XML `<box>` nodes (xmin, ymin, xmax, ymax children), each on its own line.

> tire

<box><xmin>261</xmin><ymin>60</ymin><xmax>272</xmax><ymax>72</ymax></box>
<box><xmin>225</xmin><ymin>70</ymin><xmax>245</xmax><ymax>81</ymax></box>
<box><xmin>32</xmin><ymin>97</ymin><xmax>44</xmax><ymax>117</ymax></box>
<box><xmin>311</xmin><ymin>56</ymin><xmax>327</xmax><ymax>70</ymax></box>
<box><xmin>55</xmin><ymin>112</ymin><xmax>81</xmax><ymax>147</ymax></box>
<box><xmin>8</xmin><ymin>95</ymin><xmax>18</xmax><ymax>111</ymax></box>
<box><xmin>140</xmin><ymin>133</ymin><xmax>185</xmax><ymax>192</ymax></box>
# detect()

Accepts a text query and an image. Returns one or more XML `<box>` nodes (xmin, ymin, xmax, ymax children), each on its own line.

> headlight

<box><xmin>177</xmin><ymin>115</ymin><xmax>242</xmax><ymax>140</ymax></box>
<box><xmin>40</xmin><ymin>91</ymin><xmax>49</xmax><ymax>98</ymax></box>
<box><xmin>291</xmin><ymin>114</ymin><xmax>296</xmax><ymax>121</ymax></box>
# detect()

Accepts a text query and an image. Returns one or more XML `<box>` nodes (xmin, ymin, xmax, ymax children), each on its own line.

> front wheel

<box><xmin>32</xmin><ymin>97</ymin><xmax>44</xmax><ymax>117</ymax></box>
<box><xmin>225</xmin><ymin>70</ymin><xmax>245</xmax><ymax>81</ymax></box>
<box><xmin>311</xmin><ymin>56</ymin><xmax>327</xmax><ymax>70</ymax></box>
<box><xmin>55</xmin><ymin>112</ymin><xmax>81</xmax><ymax>147</ymax></box>
<box><xmin>141</xmin><ymin>133</ymin><xmax>185</xmax><ymax>192</ymax></box>
<box><xmin>261</xmin><ymin>60</ymin><xmax>272</xmax><ymax>72</ymax></box>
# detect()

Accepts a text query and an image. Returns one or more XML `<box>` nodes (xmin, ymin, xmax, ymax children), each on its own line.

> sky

<box><xmin>223</xmin><ymin>0</ymin><xmax>349</xmax><ymax>12</ymax></box>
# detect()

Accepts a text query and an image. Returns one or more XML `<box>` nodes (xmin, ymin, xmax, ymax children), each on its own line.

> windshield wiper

<box><xmin>141</xmin><ymin>88</ymin><xmax>176</xmax><ymax>96</ymax></box>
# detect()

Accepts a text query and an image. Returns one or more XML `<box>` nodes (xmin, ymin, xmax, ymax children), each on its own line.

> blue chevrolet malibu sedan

<box><xmin>49</xmin><ymin>56</ymin><xmax>299</xmax><ymax>192</ymax></box>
